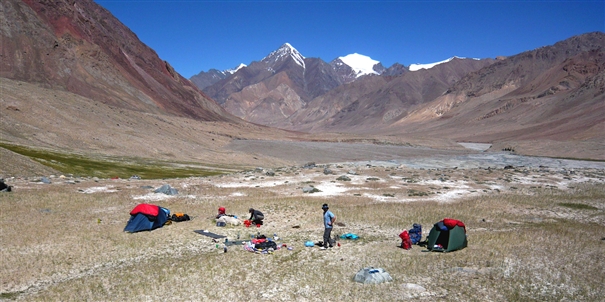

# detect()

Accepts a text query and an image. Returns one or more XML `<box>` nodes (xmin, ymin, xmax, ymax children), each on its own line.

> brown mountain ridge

<box><xmin>197</xmin><ymin>33</ymin><xmax>604</xmax><ymax>159</ymax></box>
<box><xmin>2</xmin><ymin>0</ymin><xmax>233</xmax><ymax>122</ymax></box>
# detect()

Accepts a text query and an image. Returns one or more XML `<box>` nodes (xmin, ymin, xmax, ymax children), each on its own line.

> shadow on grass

<box><xmin>557</xmin><ymin>202</ymin><xmax>598</xmax><ymax>210</ymax></box>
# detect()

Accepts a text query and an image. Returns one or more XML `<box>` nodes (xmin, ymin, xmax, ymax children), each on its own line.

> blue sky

<box><xmin>96</xmin><ymin>0</ymin><xmax>604</xmax><ymax>78</ymax></box>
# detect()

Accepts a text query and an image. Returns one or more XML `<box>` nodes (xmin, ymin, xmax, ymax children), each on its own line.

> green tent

<box><xmin>427</xmin><ymin>225</ymin><xmax>467</xmax><ymax>252</ymax></box>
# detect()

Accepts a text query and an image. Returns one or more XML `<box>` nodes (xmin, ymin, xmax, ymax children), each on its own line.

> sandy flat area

<box><xmin>226</xmin><ymin>140</ymin><xmax>605</xmax><ymax>169</ymax></box>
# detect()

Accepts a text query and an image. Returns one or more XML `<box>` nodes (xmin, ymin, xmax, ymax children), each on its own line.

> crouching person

<box><xmin>248</xmin><ymin>208</ymin><xmax>264</xmax><ymax>225</ymax></box>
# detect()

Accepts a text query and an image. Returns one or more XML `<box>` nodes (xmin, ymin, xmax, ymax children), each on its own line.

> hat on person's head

<box><xmin>218</xmin><ymin>207</ymin><xmax>226</xmax><ymax>213</ymax></box>
<box><xmin>322</xmin><ymin>203</ymin><xmax>329</xmax><ymax>209</ymax></box>
<box><xmin>249</xmin><ymin>208</ymin><xmax>254</xmax><ymax>213</ymax></box>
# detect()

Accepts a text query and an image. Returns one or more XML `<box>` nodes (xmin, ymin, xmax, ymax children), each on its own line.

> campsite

<box><xmin>1</xmin><ymin>0</ymin><xmax>603</xmax><ymax>300</ymax></box>
<box><xmin>1</xmin><ymin>153</ymin><xmax>604</xmax><ymax>301</ymax></box>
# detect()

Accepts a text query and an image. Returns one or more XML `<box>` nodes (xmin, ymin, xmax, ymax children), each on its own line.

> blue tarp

<box><xmin>340</xmin><ymin>233</ymin><xmax>359</xmax><ymax>240</ymax></box>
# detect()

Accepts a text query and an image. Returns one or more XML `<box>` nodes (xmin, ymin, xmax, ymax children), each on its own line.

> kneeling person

<box><xmin>248</xmin><ymin>208</ymin><xmax>264</xmax><ymax>225</ymax></box>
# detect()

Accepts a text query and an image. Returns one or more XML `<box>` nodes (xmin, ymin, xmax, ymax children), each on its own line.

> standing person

<box><xmin>321</xmin><ymin>203</ymin><xmax>336</xmax><ymax>249</ymax></box>
<box><xmin>248</xmin><ymin>208</ymin><xmax>264</xmax><ymax>225</ymax></box>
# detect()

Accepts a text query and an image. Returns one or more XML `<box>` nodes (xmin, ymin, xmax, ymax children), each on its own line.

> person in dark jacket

<box><xmin>0</xmin><ymin>179</ymin><xmax>11</xmax><ymax>192</ymax></box>
<box><xmin>248</xmin><ymin>208</ymin><xmax>264</xmax><ymax>225</ymax></box>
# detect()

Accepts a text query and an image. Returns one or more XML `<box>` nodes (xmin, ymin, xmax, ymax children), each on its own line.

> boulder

<box><xmin>154</xmin><ymin>184</ymin><xmax>178</xmax><ymax>195</ymax></box>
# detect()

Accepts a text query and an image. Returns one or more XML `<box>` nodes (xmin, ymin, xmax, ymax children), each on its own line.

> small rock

<box><xmin>336</xmin><ymin>175</ymin><xmax>351</xmax><ymax>181</ymax></box>
<box><xmin>302</xmin><ymin>186</ymin><xmax>320</xmax><ymax>193</ymax></box>
<box><xmin>403</xmin><ymin>283</ymin><xmax>426</xmax><ymax>292</ymax></box>
<box><xmin>303</xmin><ymin>162</ymin><xmax>316</xmax><ymax>169</ymax></box>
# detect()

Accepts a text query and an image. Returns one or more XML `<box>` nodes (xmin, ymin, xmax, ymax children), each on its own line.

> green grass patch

<box><xmin>0</xmin><ymin>143</ymin><xmax>230</xmax><ymax>179</ymax></box>
<box><xmin>557</xmin><ymin>202</ymin><xmax>598</xmax><ymax>210</ymax></box>
<box><xmin>0</xmin><ymin>291</ymin><xmax>22</xmax><ymax>300</ymax></box>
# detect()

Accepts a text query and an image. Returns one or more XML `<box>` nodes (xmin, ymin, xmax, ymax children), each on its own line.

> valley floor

<box><xmin>1</xmin><ymin>150</ymin><xmax>604</xmax><ymax>301</ymax></box>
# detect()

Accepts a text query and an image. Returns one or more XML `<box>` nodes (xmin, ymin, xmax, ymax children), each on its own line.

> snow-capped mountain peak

<box><xmin>338</xmin><ymin>53</ymin><xmax>380</xmax><ymax>77</ymax></box>
<box><xmin>262</xmin><ymin>42</ymin><xmax>306</xmax><ymax>68</ymax></box>
<box><xmin>225</xmin><ymin>63</ymin><xmax>246</xmax><ymax>75</ymax></box>
<box><xmin>409</xmin><ymin>56</ymin><xmax>471</xmax><ymax>71</ymax></box>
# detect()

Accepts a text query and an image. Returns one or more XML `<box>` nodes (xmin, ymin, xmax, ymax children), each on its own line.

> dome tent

<box><xmin>124</xmin><ymin>203</ymin><xmax>170</xmax><ymax>233</ymax></box>
<box><xmin>426</xmin><ymin>218</ymin><xmax>468</xmax><ymax>252</ymax></box>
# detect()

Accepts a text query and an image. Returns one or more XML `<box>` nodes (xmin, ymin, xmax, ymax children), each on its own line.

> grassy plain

<box><xmin>1</xmin><ymin>164</ymin><xmax>604</xmax><ymax>301</ymax></box>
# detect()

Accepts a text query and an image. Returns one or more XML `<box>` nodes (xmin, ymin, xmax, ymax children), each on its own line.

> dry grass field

<box><xmin>1</xmin><ymin>161</ymin><xmax>604</xmax><ymax>301</ymax></box>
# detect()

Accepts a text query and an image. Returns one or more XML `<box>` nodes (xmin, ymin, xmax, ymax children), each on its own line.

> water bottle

<box><xmin>223</xmin><ymin>245</ymin><xmax>228</xmax><ymax>253</ymax></box>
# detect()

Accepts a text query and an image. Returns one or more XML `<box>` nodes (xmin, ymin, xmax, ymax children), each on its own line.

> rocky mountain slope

<box><xmin>189</xmin><ymin>64</ymin><xmax>246</xmax><ymax>90</ymax></box>
<box><xmin>1</xmin><ymin>0</ymin><xmax>234</xmax><ymax>122</ymax></box>
<box><xmin>385</xmin><ymin>32</ymin><xmax>605</xmax><ymax>159</ymax></box>
<box><xmin>0</xmin><ymin>0</ymin><xmax>301</xmax><ymax>170</ymax></box>
<box><xmin>285</xmin><ymin>57</ymin><xmax>495</xmax><ymax>132</ymax></box>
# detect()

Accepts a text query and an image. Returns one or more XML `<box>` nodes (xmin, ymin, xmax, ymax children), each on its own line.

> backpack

<box><xmin>255</xmin><ymin>240</ymin><xmax>277</xmax><ymax>250</ymax></box>
<box><xmin>409</xmin><ymin>223</ymin><xmax>422</xmax><ymax>244</ymax></box>
<box><xmin>171</xmin><ymin>212</ymin><xmax>190</xmax><ymax>222</ymax></box>
<box><xmin>399</xmin><ymin>230</ymin><xmax>412</xmax><ymax>250</ymax></box>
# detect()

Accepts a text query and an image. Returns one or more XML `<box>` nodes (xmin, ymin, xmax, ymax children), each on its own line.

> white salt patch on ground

<box><xmin>349</xmin><ymin>176</ymin><xmax>368</xmax><ymax>185</ymax></box>
<box><xmin>80</xmin><ymin>186</ymin><xmax>117</xmax><ymax>193</ymax></box>
<box><xmin>418</xmin><ymin>179</ymin><xmax>472</xmax><ymax>189</ymax></box>
<box><xmin>363</xmin><ymin>193</ymin><xmax>416</xmax><ymax>203</ymax></box>
<box><xmin>559</xmin><ymin>175</ymin><xmax>605</xmax><ymax>186</ymax></box>
<box><xmin>511</xmin><ymin>174</ymin><xmax>604</xmax><ymax>189</ymax></box>
<box><xmin>307</xmin><ymin>182</ymin><xmax>349</xmax><ymax>197</ymax></box>
<box><xmin>431</xmin><ymin>189</ymin><xmax>476</xmax><ymax>202</ymax></box>
<box><xmin>231</xmin><ymin>192</ymin><xmax>245</xmax><ymax>197</ymax></box>
<box><xmin>132</xmin><ymin>193</ymin><xmax>176</xmax><ymax>201</ymax></box>
<box><xmin>489</xmin><ymin>184</ymin><xmax>506</xmax><ymax>191</ymax></box>
<box><xmin>215</xmin><ymin>181</ymin><xmax>280</xmax><ymax>188</ymax></box>
<box><xmin>458</xmin><ymin>142</ymin><xmax>492</xmax><ymax>151</ymax></box>
<box><xmin>215</xmin><ymin>173</ymin><xmax>319</xmax><ymax>189</ymax></box>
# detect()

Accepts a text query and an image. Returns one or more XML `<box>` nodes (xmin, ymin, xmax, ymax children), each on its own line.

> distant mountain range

<box><xmin>192</xmin><ymin>43</ymin><xmax>495</xmax><ymax>128</ymax></box>
<box><xmin>191</xmin><ymin>33</ymin><xmax>605</xmax><ymax>159</ymax></box>
<box><xmin>190</xmin><ymin>43</ymin><xmax>394</xmax><ymax>89</ymax></box>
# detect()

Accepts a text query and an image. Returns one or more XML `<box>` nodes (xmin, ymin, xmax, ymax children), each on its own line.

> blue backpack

<box><xmin>409</xmin><ymin>223</ymin><xmax>422</xmax><ymax>244</ymax></box>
